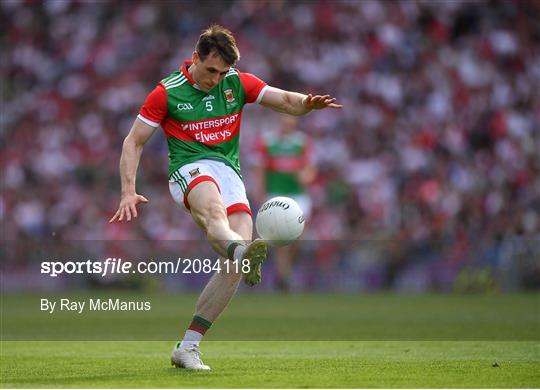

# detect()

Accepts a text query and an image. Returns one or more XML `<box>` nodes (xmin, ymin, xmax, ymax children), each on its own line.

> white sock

<box><xmin>233</xmin><ymin>245</ymin><xmax>246</xmax><ymax>261</ymax></box>
<box><xmin>179</xmin><ymin>329</ymin><xmax>203</xmax><ymax>348</ymax></box>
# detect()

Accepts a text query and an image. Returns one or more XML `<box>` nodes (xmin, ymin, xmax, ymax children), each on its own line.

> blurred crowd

<box><xmin>2</xmin><ymin>0</ymin><xmax>539</xmax><ymax>291</ymax></box>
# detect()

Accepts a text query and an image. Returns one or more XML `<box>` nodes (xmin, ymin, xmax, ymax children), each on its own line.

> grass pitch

<box><xmin>1</xmin><ymin>341</ymin><xmax>538</xmax><ymax>388</ymax></box>
<box><xmin>1</xmin><ymin>293</ymin><xmax>539</xmax><ymax>387</ymax></box>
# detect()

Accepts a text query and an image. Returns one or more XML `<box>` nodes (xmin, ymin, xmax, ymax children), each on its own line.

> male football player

<box><xmin>110</xmin><ymin>25</ymin><xmax>341</xmax><ymax>370</ymax></box>
<box><xmin>254</xmin><ymin>114</ymin><xmax>316</xmax><ymax>291</ymax></box>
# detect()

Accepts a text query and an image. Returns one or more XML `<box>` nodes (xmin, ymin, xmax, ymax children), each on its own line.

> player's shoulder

<box><xmin>221</xmin><ymin>67</ymin><xmax>245</xmax><ymax>96</ymax></box>
<box><xmin>223</xmin><ymin>67</ymin><xmax>241</xmax><ymax>86</ymax></box>
<box><xmin>160</xmin><ymin>70</ymin><xmax>190</xmax><ymax>91</ymax></box>
<box><xmin>225</xmin><ymin>67</ymin><xmax>239</xmax><ymax>78</ymax></box>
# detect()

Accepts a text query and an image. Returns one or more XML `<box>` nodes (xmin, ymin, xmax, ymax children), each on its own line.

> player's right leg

<box><xmin>187</xmin><ymin>180</ymin><xmax>244</xmax><ymax>257</ymax></box>
<box><xmin>187</xmin><ymin>181</ymin><xmax>267</xmax><ymax>287</ymax></box>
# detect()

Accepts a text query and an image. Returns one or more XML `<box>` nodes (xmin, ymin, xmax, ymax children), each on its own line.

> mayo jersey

<box><xmin>256</xmin><ymin>131</ymin><xmax>313</xmax><ymax>195</ymax></box>
<box><xmin>138</xmin><ymin>61</ymin><xmax>267</xmax><ymax>178</ymax></box>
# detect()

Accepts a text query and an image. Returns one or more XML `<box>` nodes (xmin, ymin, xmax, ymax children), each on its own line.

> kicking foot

<box><xmin>242</xmin><ymin>239</ymin><xmax>268</xmax><ymax>286</ymax></box>
<box><xmin>171</xmin><ymin>344</ymin><xmax>211</xmax><ymax>370</ymax></box>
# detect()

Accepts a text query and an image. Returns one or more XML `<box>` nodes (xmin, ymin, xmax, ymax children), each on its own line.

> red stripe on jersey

<box><xmin>162</xmin><ymin>112</ymin><xmax>243</xmax><ymax>145</ymax></box>
<box><xmin>267</xmin><ymin>155</ymin><xmax>307</xmax><ymax>172</ymax></box>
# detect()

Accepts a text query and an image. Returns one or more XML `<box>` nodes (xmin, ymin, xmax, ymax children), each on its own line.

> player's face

<box><xmin>192</xmin><ymin>52</ymin><xmax>230</xmax><ymax>92</ymax></box>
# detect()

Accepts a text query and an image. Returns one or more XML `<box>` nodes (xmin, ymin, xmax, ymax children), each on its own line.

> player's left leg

<box><xmin>191</xmin><ymin>211</ymin><xmax>253</xmax><ymax>322</ymax></box>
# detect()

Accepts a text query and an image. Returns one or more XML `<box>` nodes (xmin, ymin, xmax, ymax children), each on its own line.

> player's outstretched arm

<box><xmin>109</xmin><ymin>118</ymin><xmax>157</xmax><ymax>223</ymax></box>
<box><xmin>260</xmin><ymin>86</ymin><xmax>342</xmax><ymax>116</ymax></box>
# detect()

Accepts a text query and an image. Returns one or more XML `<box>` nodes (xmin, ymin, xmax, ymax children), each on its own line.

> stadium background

<box><xmin>1</xmin><ymin>0</ymin><xmax>539</xmax><ymax>295</ymax></box>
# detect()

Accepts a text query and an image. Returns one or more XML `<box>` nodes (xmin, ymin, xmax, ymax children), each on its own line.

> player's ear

<box><xmin>192</xmin><ymin>51</ymin><xmax>199</xmax><ymax>64</ymax></box>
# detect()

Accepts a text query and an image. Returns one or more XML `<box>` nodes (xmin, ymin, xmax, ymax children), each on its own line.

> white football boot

<box><xmin>171</xmin><ymin>343</ymin><xmax>211</xmax><ymax>370</ymax></box>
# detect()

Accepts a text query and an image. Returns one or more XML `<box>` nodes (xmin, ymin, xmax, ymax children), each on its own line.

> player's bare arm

<box><xmin>260</xmin><ymin>86</ymin><xmax>342</xmax><ymax>116</ymax></box>
<box><xmin>109</xmin><ymin>118</ymin><xmax>157</xmax><ymax>223</ymax></box>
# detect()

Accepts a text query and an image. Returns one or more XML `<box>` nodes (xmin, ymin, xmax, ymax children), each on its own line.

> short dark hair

<box><xmin>196</xmin><ymin>25</ymin><xmax>240</xmax><ymax>66</ymax></box>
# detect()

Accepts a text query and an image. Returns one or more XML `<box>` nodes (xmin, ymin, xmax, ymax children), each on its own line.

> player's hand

<box><xmin>303</xmin><ymin>94</ymin><xmax>343</xmax><ymax>110</ymax></box>
<box><xmin>109</xmin><ymin>193</ymin><xmax>149</xmax><ymax>223</ymax></box>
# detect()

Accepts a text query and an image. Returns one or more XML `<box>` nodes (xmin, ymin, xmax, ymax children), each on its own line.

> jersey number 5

<box><xmin>205</xmin><ymin>101</ymin><xmax>213</xmax><ymax>112</ymax></box>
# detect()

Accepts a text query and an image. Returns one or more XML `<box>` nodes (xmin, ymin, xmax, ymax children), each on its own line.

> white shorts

<box><xmin>169</xmin><ymin>159</ymin><xmax>252</xmax><ymax>216</ymax></box>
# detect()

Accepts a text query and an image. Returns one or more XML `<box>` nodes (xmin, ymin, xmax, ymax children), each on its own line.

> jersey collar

<box><xmin>181</xmin><ymin>61</ymin><xmax>197</xmax><ymax>86</ymax></box>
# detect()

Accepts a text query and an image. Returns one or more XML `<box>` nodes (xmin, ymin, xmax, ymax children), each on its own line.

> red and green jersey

<box><xmin>256</xmin><ymin>131</ymin><xmax>313</xmax><ymax>195</ymax></box>
<box><xmin>138</xmin><ymin>61</ymin><xmax>267</xmax><ymax>177</ymax></box>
